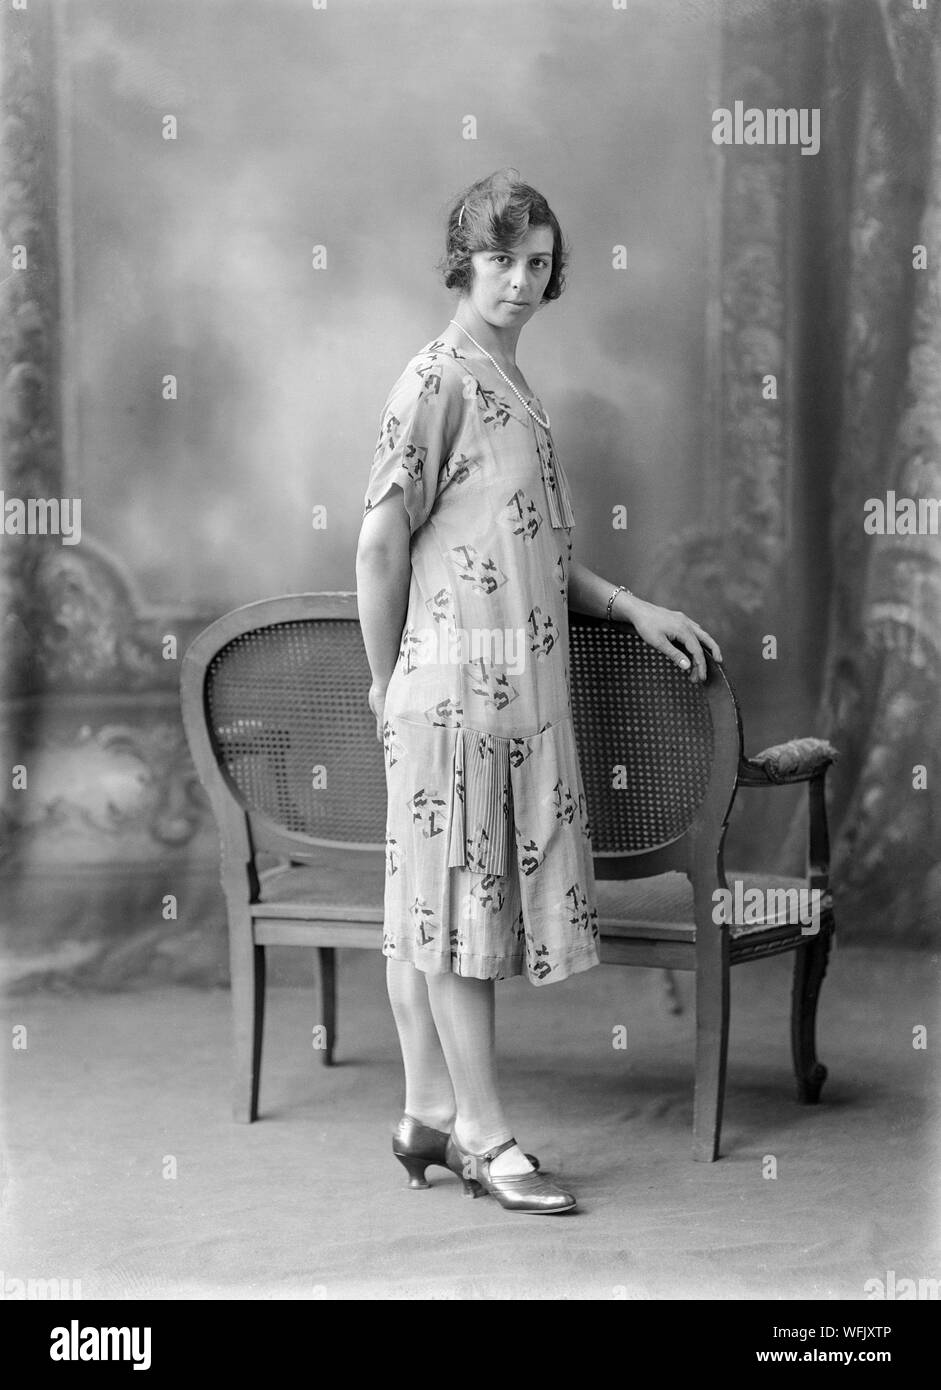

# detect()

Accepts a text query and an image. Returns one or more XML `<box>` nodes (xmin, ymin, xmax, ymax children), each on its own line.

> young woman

<box><xmin>355</xmin><ymin>169</ymin><xmax>722</xmax><ymax>1214</ymax></box>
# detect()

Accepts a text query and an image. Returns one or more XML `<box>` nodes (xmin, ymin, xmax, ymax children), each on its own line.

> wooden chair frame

<box><xmin>181</xmin><ymin>592</ymin><xmax>836</xmax><ymax>1161</ymax></box>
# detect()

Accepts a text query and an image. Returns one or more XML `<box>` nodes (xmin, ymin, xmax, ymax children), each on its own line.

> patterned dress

<box><xmin>362</xmin><ymin>336</ymin><xmax>601</xmax><ymax>985</ymax></box>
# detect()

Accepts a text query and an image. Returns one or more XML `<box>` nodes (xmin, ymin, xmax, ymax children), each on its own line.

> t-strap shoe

<box><xmin>444</xmin><ymin>1133</ymin><xmax>576</xmax><ymax>1214</ymax></box>
<box><xmin>392</xmin><ymin>1114</ymin><xmax>540</xmax><ymax>1190</ymax></box>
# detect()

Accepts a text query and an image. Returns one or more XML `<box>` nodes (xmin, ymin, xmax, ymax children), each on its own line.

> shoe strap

<box><xmin>480</xmin><ymin>1137</ymin><xmax>518</xmax><ymax>1163</ymax></box>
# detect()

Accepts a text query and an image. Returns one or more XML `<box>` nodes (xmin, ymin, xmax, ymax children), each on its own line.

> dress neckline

<box><xmin>425</xmin><ymin>335</ymin><xmax>543</xmax><ymax>410</ymax></box>
<box><xmin>417</xmin><ymin>337</ymin><xmax>571</xmax><ymax>526</ymax></box>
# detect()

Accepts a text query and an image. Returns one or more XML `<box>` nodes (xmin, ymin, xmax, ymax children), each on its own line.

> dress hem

<box><xmin>381</xmin><ymin>941</ymin><xmax>601</xmax><ymax>986</ymax></box>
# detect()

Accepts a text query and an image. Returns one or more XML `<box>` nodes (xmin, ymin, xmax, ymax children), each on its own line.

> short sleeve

<box><xmin>363</xmin><ymin>356</ymin><xmax>459</xmax><ymax>537</ymax></box>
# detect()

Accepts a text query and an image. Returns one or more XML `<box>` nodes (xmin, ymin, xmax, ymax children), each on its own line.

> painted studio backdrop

<box><xmin>1</xmin><ymin>0</ymin><xmax>939</xmax><ymax>989</ymax></box>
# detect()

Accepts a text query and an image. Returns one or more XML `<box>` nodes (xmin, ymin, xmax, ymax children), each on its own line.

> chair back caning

<box><xmin>568</xmin><ymin>615</ymin><xmax>716</xmax><ymax>855</ymax></box>
<box><xmin>185</xmin><ymin>596</ymin><xmax>738</xmax><ymax>864</ymax></box>
<box><xmin>205</xmin><ymin>617</ymin><xmax>386</xmax><ymax>846</ymax></box>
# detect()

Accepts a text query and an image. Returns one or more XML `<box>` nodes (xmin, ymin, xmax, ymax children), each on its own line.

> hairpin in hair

<box><xmin>457</xmin><ymin>203</ymin><xmax>466</xmax><ymax>227</ymax></box>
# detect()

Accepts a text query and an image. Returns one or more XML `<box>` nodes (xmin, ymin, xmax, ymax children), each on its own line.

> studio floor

<box><xmin>2</xmin><ymin>944</ymin><xmax>939</xmax><ymax>1301</ymax></box>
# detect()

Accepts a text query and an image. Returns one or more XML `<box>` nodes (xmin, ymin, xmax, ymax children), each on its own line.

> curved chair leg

<box><xmin>791</xmin><ymin>912</ymin><xmax>833</xmax><ymax>1103</ymax></box>
<box><xmin>231</xmin><ymin>933</ymin><xmax>266</xmax><ymax>1123</ymax></box>
<box><xmin>318</xmin><ymin>946</ymin><xmax>336</xmax><ymax>1066</ymax></box>
<box><xmin>693</xmin><ymin>931</ymin><xmax>730</xmax><ymax>1161</ymax></box>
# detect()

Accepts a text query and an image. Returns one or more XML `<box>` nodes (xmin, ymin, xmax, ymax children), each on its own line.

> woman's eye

<box><xmin>491</xmin><ymin>254</ymin><xmax>549</xmax><ymax>268</ymax></box>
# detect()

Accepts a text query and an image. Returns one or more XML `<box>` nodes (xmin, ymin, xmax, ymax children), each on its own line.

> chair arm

<box><xmin>805</xmin><ymin>769</ymin><xmax>833</xmax><ymax>899</ymax></box>
<box><xmin>738</xmin><ymin>736</ymin><xmax>839</xmax><ymax>787</ymax></box>
<box><xmin>735</xmin><ymin>738</ymin><xmax>837</xmax><ymax>904</ymax></box>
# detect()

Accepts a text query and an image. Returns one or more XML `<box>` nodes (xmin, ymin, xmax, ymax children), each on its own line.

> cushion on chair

<box><xmin>596</xmin><ymin>869</ymin><xmax>830</xmax><ymax>940</ymax></box>
<box><xmin>744</xmin><ymin>737</ymin><xmax>838</xmax><ymax>783</ymax></box>
<box><xmin>255</xmin><ymin>847</ymin><xmax>385</xmax><ymax>918</ymax></box>
<box><xmin>255</xmin><ymin>853</ymin><xmax>828</xmax><ymax>940</ymax></box>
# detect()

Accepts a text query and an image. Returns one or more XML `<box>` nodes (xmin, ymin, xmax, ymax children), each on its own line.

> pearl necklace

<box><xmin>448</xmin><ymin>319</ymin><xmax>550</xmax><ymax>430</ymax></box>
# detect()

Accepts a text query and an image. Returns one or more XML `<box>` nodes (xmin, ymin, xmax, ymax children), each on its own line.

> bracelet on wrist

<box><xmin>605</xmin><ymin>583</ymin><xmax>633</xmax><ymax>623</ymax></box>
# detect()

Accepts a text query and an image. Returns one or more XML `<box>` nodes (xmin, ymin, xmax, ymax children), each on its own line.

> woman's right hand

<box><xmin>368</xmin><ymin>682</ymin><xmax>388</xmax><ymax>743</ymax></box>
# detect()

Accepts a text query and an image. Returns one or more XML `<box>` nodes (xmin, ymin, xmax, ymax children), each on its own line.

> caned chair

<box><xmin>568</xmin><ymin>612</ymin><xmax>836</xmax><ymax>1160</ymax></box>
<box><xmin>180</xmin><ymin>591</ymin><xmax>836</xmax><ymax>1161</ymax></box>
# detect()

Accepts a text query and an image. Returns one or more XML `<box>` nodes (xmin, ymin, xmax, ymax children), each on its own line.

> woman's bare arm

<box><xmin>355</xmin><ymin>488</ymin><xmax>412</xmax><ymax>736</ymax></box>
<box><xmin>568</xmin><ymin>557</ymin><xmax>723</xmax><ymax>683</ymax></box>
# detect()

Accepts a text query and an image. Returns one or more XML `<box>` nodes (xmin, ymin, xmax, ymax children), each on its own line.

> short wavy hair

<box><xmin>438</xmin><ymin>168</ymin><xmax>569</xmax><ymax>303</ymax></box>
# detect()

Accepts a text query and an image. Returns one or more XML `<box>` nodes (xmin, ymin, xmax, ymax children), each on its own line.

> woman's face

<box><xmin>463</xmin><ymin>225</ymin><xmax>555</xmax><ymax>331</ymax></box>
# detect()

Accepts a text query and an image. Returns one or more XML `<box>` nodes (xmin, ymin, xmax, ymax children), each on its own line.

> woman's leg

<box><xmin>386</xmin><ymin>957</ymin><xmax>455</xmax><ymax>1130</ymax></box>
<box><xmin>425</xmin><ymin>972</ymin><xmax>533</xmax><ymax>1176</ymax></box>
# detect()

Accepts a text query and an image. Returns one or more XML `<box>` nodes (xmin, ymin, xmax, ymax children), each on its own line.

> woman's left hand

<box><xmin>627</xmin><ymin>599</ymin><xmax>723</xmax><ymax>683</ymax></box>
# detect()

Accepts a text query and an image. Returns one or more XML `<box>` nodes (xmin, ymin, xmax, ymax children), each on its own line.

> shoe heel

<box><xmin>395</xmin><ymin>1153</ymin><xmax>431</xmax><ymax>1190</ymax></box>
<box><xmin>461</xmin><ymin>1176</ymin><xmax>484</xmax><ymax>1198</ymax></box>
